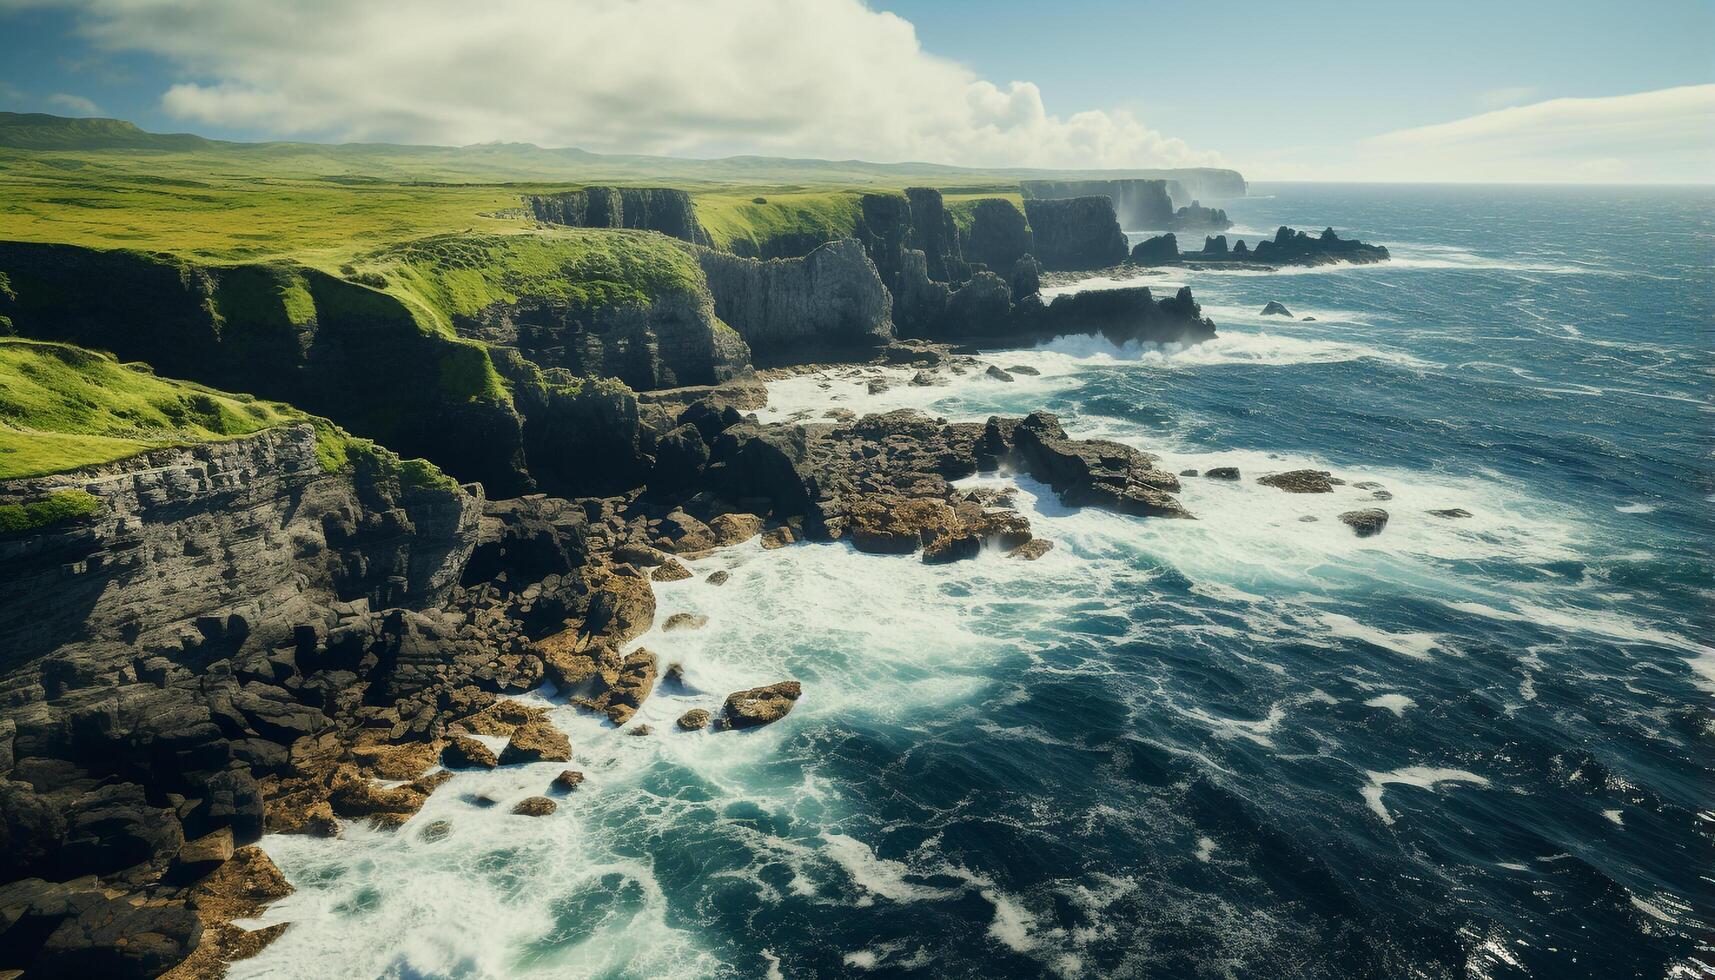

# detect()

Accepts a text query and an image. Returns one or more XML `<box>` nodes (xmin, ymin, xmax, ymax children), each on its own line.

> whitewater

<box><xmin>238</xmin><ymin>183</ymin><xmax>1714</xmax><ymax>979</ymax></box>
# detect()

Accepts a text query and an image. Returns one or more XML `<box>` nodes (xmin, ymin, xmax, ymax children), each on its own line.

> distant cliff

<box><xmin>524</xmin><ymin>187</ymin><xmax>711</xmax><ymax>245</ymax></box>
<box><xmin>1021</xmin><ymin>197</ymin><xmax>1130</xmax><ymax>271</ymax></box>
<box><xmin>1021</xmin><ymin>179</ymin><xmax>1173</xmax><ymax>229</ymax></box>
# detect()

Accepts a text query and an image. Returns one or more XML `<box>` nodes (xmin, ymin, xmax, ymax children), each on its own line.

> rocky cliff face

<box><xmin>1020</xmin><ymin>179</ymin><xmax>1175</xmax><ymax>229</ymax></box>
<box><xmin>1021</xmin><ymin>197</ymin><xmax>1131</xmax><ymax>271</ymax></box>
<box><xmin>697</xmin><ymin>239</ymin><xmax>893</xmax><ymax>361</ymax></box>
<box><xmin>524</xmin><ymin>187</ymin><xmax>711</xmax><ymax>245</ymax></box>
<box><xmin>0</xmin><ymin>242</ymin><xmax>532</xmax><ymax>496</ymax></box>
<box><xmin>0</xmin><ymin>425</ymin><xmax>482</xmax><ymax>975</ymax></box>
<box><xmin>962</xmin><ymin>199</ymin><xmax>1033</xmax><ymax>274</ymax></box>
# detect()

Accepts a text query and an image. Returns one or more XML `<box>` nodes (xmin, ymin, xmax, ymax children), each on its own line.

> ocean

<box><xmin>235</xmin><ymin>184</ymin><xmax>1714</xmax><ymax>979</ymax></box>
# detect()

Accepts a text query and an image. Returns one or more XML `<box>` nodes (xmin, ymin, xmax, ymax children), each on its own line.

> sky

<box><xmin>0</xmin><ymin>0</ymin><xmax>1711</xmax><ymax>182</ymax></box>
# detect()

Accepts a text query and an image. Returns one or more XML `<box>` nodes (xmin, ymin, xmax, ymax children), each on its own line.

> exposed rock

<box><xmin>601</xmin><ymin>650</ymin><xmax>658</xmax><ymax>725</ymax></box>
<box><xmin>524</xmin><ymin>187</ymin><xmax>710</xmax><ymax>244</ymax></box>
<box><xmin>698</xmin><ymin>240</ymin><xmax>893</xmax><ymax>360</ymax></box>
<box><xmin>1190</xmin><ymin>226</ymin><xmax>1389</xmax><ymax>267</ymax></box>
<box><xmin>705</xmin><ymin>570</ymin><xmax>731</xmax><ymax>585</ymax></box>
<box><xmin>1020</xmin><ymin>178</ymin><xmax>1175</xmax><ymax>228</ymax></box>
<box><xmin>441</xmin><ymin>735</ymin><xmax>499</xmax><ymax>770</ymax></box>
<box><xmin>677</xmin><ymin>709</ymin><xmax>711</xmax><ymax>731</ymax></box>
<box><xmin>708</xmin><ymin>513</ymin><xmax>764</xmax><ymax>546</ymax></box>
<box><xmin>963</xmin><ymin>199</ymin><xmax>1033</xmax><ymax>273</ymax></box>
<box><xmin>721</xmin><ymin>681</ymin><xmax>803</xmax><ymax>730</ymax></box>
<box><xmin>1260</xmin><ymin>301</ymin><xmax>1293</xmax><ymax>317</ymax></box>
<box><xmin>1428</xmin><ymin>508</ymin><xmax>1473</xmax><ymax>519</ymax></box>
<box><xmin>1339</xmin><ymin>509</ymin><xmax>1390</xmax><ymax>537</ymax></box>
<box><xmin>1021</xmin><ymin>197</ymin><xmax>1130</xmax><ymax>271</ymax></box>
<box><xmin>985</xmin><ymin>365</ymin><xmax>1015</xmax><ymax>382</ymax></box>
<box><xmin>627</xmin><ymin>725</ymin><xmax>654</xmax><ymax>737</ymax></box>
<box><xmin>1006</xmin><ymin>364</ymin><xmax>1041</xmax><ymax>376</ymax></box>
<box><xmin>1008</xmin><ymin>539</ymin><xmax>1054</xmax><ymax>560</ymax></box>
<box><xmin>652</xmin><ymin>558</ymin><xmax>693</xmax><ymax>582</ymax></box>
<box><xmin>1258</xmin><ymin>469</ymin><xmax>1336</xmax><ymax>493</ymax></box>
<box><xmin>760</xmin><ymin>526</ymin><xmax>796</xmax><ymax>549</ymax></box>
<box><xmin>499</xmin><ymin>719</ymin><xmax>572</xmax><ymax>765</ymax></box>
<box><xmin>662</xmin><ymin>612</ymin><xmax>709</xmax><ymax>632</ymax></box>
<box><xmin>1165</xmin><ymin>200</ymin><xmax>1232</xmax><ymax>231</ymax></box>
<box><xmin>1130</xmin><ymin>233</ymin><xmax>1180</xmax><ymax>264</ymax></box>
<box><xmin>1008</xmin><ymin>413</ymin><xmax>1192</xmax><ymax>519</ymax></box>
<box><xmin>551</xmin><ymin>770</ymin><xmax>585</xmax><ymax>792</ymax></box>
<box><xmin>1205</xmin><ymin>466</ymin><xmax>1241</xmax><ymax>480</ymax></box>
<box><xmin>511</xmin><ymin>796</ymin><xmax>557</xmax><ymax>817</ymax></box>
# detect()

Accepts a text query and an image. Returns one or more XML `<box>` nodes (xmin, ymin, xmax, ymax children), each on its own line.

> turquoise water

<box><xmin>241</xmin><ymin>185</ymin><xmax>1713</xmax><ymax>979</ymax></box>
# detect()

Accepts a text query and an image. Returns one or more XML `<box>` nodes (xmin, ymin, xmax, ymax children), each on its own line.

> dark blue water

<box><xmin>247</xmin><ymin>185</ymin><xmax>1714</xmax><ymax>979</ymax></box>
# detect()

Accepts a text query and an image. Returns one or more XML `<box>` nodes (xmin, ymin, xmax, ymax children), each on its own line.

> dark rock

<box><xmin>648</xmin><ymin>423</ymin><xmax>709</xmax><ymax>496</ymax></box>
<box><xmin>1005</xmin><ymin>365</ymin><xmax>1041</xmax><ymax>376</ymax></box>
<box><xmin>1258</xmin><ymin>469</ymin><xmax>1335</xmax><ymax>493</ymax></box>
<box><xmin>1428</xmin><ymin>508</ymin><xmax>1473</xmax><ymax>519</ymax></box>
<box><xmin>442</xmin><ymin>735</ymin><xmax>499</xmax><ymax>769</ymax></box>
<box><xmin>662</xmin><ymin>612</ymin><xmax>708</xmax><ymax>632</ymax></box>
<box><xmin>1204</xmin><ymin>466</ymin><xmax>1241</xmax><ymax>480</ymax></box>
<box><xmin>551</xmin><ymin>770</ymin><xmax>585</xmax><ymax>792</ymax></box>
<box><xmin>1008</xmin><ymin>539</ymin><xmax>1053</xmax><ymax>560</ymax></box>
<box><xmin>705</xmin><ymin>570</ymin><xmax>731</xmax><ymax>585</ymax></box>
<box><xmin>1165</xmin><ymin>200</ymin><xmax>1231</xmax><ymax>231</ymax></box>
<box><xmin>1021</xmin><ymin>197</ymin><xmax>1130</xmax><ymax>271</ymax></box>
<box><xmin>985</xmin><ymin>365</ymin><xmax>1015</xmax><ymax>383</ymax></box>
<box><xmin>677</xmin><ymin>709</ymin><xmax>711</xmax><ymax>731</ymax></box>
<box><xmin>965</xmin><ymin>199</ymin><xmax>1034</xmax><ymax>273</ymax></box>
<box><xmin>1260</xmin><ymin>302</ymin><xmax>1293</xmax><ymax>317</ymax></box>
<box><xmin>1339</xmin><ymin>509</ymin><xmax>1390</xmax><ymax>537</ymax></box>
<box><xmin>652</xmin><ymin>558</ymin><xmax>693</xmax><ymax>582</ymax></box>
<box><xmin>1129</xmin><ymin>233</ymin><xmax>1180</xmax><ymax>264</ymax></box>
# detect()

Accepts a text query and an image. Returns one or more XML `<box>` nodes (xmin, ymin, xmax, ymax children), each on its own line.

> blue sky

<box><xmin>1</xmin><ymin>0</ymin><xmax>1710</xmax><ymax>180</ymax></box>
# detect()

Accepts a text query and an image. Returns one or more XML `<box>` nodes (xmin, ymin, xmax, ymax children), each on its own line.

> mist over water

<box><xmin>243</xmin><ymin>184</ymin><xmax>1714</xmax><ymax>979</ymax></box>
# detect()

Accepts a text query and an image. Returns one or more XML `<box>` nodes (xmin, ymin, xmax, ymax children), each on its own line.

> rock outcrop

<box><xmin>1021</xmin><ymin>179</ymin><xmax>1175</xmax><ymax>229</ymax></box>
<box><xmin>697</xmin><ymin>240</ymin><xmax>893</xmax><ymax>360</ymax></box>
<box><xmin>1165</xmin><ymin>200</ymin><xmax>1232</xmax><ymax>231</ymax></box>
<box><xmin>524</xmin><ymin>187</ymin><xmax>711</xmax><ymax>245</ymax></box>
<box><xmin>1189</xmin><ymin>226</ymin><xmax>1390</xmax><ymax>267</ymax></box>
<box><xmin>1021</xmin><ymin>197</ymin><xmax>1131</xmax><ymax>271</ymax></box>
<box><xmin>962</xmin><ymin>199</ymin><xmax>1034</xmax><ymax>273</ymax></box>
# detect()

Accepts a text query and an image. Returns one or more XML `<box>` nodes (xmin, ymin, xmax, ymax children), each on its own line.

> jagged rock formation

<box><xmin>1165</xmin><ymin>200</ymin><xmax>1232</xmax><ymax>231</ymax></box>
<box><xmin>1019</xmin><ymin>285</ymin><xmax>1217</xmax><ymax>347</ymax></box>
<box><xmin>1021</xmin><ymin>179</ymin><xmax>1175</xmax><ymax>228</ymax></box>
<box><xmin>0</xmin><ymin>242</ymin><xmax>532</xmax><ymax>495</ymax></box>
<box><xmin>697</xmin><ymin>239</ymin><xmax>893</xmax><ymax>361</ymax></box>
<box><xmin>1123</xmin><ymin>226</ymin><xmax>1390</xmax><ymax>269</ymax></box>
<box><xmin>962</xmin><ymin>198</ymin><xmax>1033</xmax><ymax>273</ymax></box>
<box><xmin>524</xmin><ymin>187</ymin><xmax>711</xmax><ymax>245</ymax></box>
<box><xmin>1021</xmin><ymin>197</ymin><xmax>1131</xmax><ymax>271</ymax></box>
<box><xmin>1130</xmin><ymin>233</ymin><xmax>1179</xmax><ymax>265</ymax></box>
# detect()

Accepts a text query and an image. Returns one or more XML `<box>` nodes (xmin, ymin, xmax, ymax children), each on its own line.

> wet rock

<box><xmin>1204</xmin><ymin>466</ymin><xmax>1241</xmax><ymax>480</ymax></box>
<box><xmin>705</xmin><ymin>570</ymin><xmax>731</xmax><ymax>585</ymax></box>
<box><xmin>652</xmin><ymin>558</ymin><xmax>693</xmax><ymax>582</ymax></box>
<box><xmin>582</xmin><ymin>572</ymin><xmax>656</xmax><ymax>645</ymax></box>
<box><xmin>1261</xmin><ymin>301</ymin><xmax>1293</xmax><ymax>317</ymax></box>
<box><xmin>512</xmin><ymin>796</ymin><xmax>557</xmax><ymax>817</ymax></box>
<box><xmin>171</xmin><ymin>827</ymin><xmax>235</xmax><ymax>882</ymax></box>
<box><xmin>910</xmin><ymin>370</ymin><xmax>941</xmax><ymax>387</ymax></box>
<box><xmin>648</xmin><ymin>424</ymin><xmax>709</xmax><ymax>496</ymax></box>
<box><xmin>627</xmin><ymin>725</ymin><xmax>653</xmax><ymax>737</ymax></box>
<box><xmin>721</xmin><ymin>681</ymin><xmax>803</xmax><ymax>730</ymax></box>
<box><xmin>655</xmin><ymin>510</ymin><xmax>716</xmax><ymax>553</ymax></box>
<box><xmin>708</xmin><ymin>513</ymin><xmax>764</xmax><ymax>546</ymax></box>
<box><xmin>1179</xmin><ymin>468</ymin><xmax>1199</xmax><ymax>477</ymax></box>
<box><xmin>1006</xmin><ymin>365</ymin><xmax>1041</xmax><ymax>376</ymax></box>
<box><xmin>1428</xmin><ymin>508</ymin><xmax>1473</xmax><ymax>518</ymax></box>
<box><xmin>419</xmin><ymin>820</ymin><xmax>452</xmax><ymax>842</ymax></box>
<box><xmin>602</xmin><ymin>649</ymin><xmax>658</xmax><ymax>725</ymax></box>
<box><xmin>1302</xmin><ymin>316</ymin><xmax>1317</xmax><ymax>321</ymax></box>
<box><xmin>1008</xmin><ymin>539</ymin><xmax>1054</xmax><ymax>560</ymax></box>
<box><xmin>866</xmin><ymin>378</ymin><xmax>891</xmax><ymax>395</ymax></box>
<box><xmin>442</xmin><ymin>735</ymin><xmax>499</xmax><ymax>769</ymax></box>
<box><xmin>1339</xmin><ymin>508</ymin><xmax>1390</xmax><ymax>537</ymax></box>
<box><xmin>760</xmin><ymin>526</ymin><xmax>796</xmax><ymax>549</ymax></box>
<box><xmin>1130</xmin><ymin>232</ymin><xmax>1180</xmax><ymax>265</ymax></box>
<box><xmin>551</xmin><ymin>770</ymin><xmax>585</xmax><ymax>792</ymax></box>
<box><xmin>985</xmin><ymin>365</ymin><xmax>1015</xmax><ymax>382</ymax></box>
<box><xmin>1258</xmin><ymin>469</ymin><xmax>1335</xmax><ymax>493</ymax></box>
<box><xmin>328</xmin><ymin>765</ymin><xmax>430</xmax><ymax>827</ymax></box>
<box><xmin>499</xmin><ymin>719</ymin><xmax>572</xmax><ymax>765</ymax></box>
<box><xmin>677</xmin><ymin>709</ymin><xmax>711</xmax><ymax>731</ymax></box>
<box><xmin>662</xmin><ymin>612</ymin><xmax>708</xmax><ymax>632</ymax></box>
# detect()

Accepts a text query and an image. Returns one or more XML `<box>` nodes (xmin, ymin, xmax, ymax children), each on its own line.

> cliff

<box><xmin>1021</xmin><ymin>197</ymin><xmax>1131</xmax><ymax>271</ymax></box>
<box><xmin>1020</xmin><ymin>178</ymin><xmax>1174</xmax><ymax>229</ymax></box>
<box><xmin>524</xmin><ymin>187</ymin><xmax>711</xmax><ymax>245</ymax></box>
<box><xmin>697</xmin><ymin>239</ymin><xmax>893</xmax><ymax>361</ymax></box>
<box><xmin>1165</xmin><ymin>201</ymin><xmax>1232</xmax><ymax>231</ymax></box>
<box><xmin>0</xmin><ymin>242</ymin><xmax>532</xmax><ymax>495</ymax></box>
<box><xmin>959</xmin><ymin>198</ymin><xmax>1034</xmax><ymax>274</ymax></box>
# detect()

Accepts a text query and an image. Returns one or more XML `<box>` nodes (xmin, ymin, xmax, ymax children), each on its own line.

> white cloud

<box><xmin>1251</xmin><ymin>85</ymin><xmax>1715</xmax><ymax>183</ymax></box>
<box><xmin>45</xmin><ymin>91</ymin><xmax>102</xmax><ymax>115</ymax></box>
<box><xmin>26</xmin><ymin>0</ymin><xmax>1221</xmax><ymax>169</ymax></box>
<box><xmin>1475</xmin><ymin>85</ymin><xmax>1538</xmax><ymax>109</ymax></box>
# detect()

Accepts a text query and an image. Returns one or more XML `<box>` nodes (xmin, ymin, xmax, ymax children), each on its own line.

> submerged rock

<box><xmin>1428</xmin><ymin>508</ymin><xmax>1473</xmax><ymax>519</ymax></box>
<box><xmin>721</xmin><ymin>681</ymin><xmax>803</xmax><ymax>730</ymax></box>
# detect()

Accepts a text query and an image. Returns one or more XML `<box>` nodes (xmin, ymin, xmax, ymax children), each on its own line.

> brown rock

<box><xmin>627</xmin><ymin>725</ymin><xmax>654</xmax><ymax>736</ymax></box>
<box><xmin>441</xmin><ymin>735</ymin><xmax>499</xmax><ymax>769</ymax></box>
<box><xmin>512</xmin><ymin>796</ymin><xmax>557</xmax><ymax>817</ymax></box>
<box><xmin>173</xmin><ymin>828</ymin><xmax>235</xmax><ymax>881</ymax></box>
<box><xmin>603</xmin><ymin>649</ymin><xmax>658</xmax><ymax>725</ymax></box>
<box><xmin>705</xmin><ymin>570</ymin><xmax>731</xmax><ymax>585</ymax></box>
<box><xmin>499</xmin><ymin>718</ymin><xmax>573</xmax><ymax>765</ymax></box>
<box><xmin>652</xmin><ymin>558</ymin><xmax>693</xmax><ymax>582</ymax></box>
<box><xmin>708</xmin><ymin>513</ymin><xmax>764</xmax><ymax>546</ymax></box>
<box><xmin>721</xmin><ymin>681</ymin><xmax>803</xmax><ymax>730</ymax></box>
<box><xmin>760</xmin><ymin>526</ymin><xmax>796</xmax><ymax>549</ymax></box>
<box><xmin>582</xmin><ymin>571</ymin><xmax>657</xmax><ymax>645</ymax></box>
<box><xmin>350</xmin><ymin>740</ymin><xmax>443</xmax><ymax>781</ymax></box>
<box><xmin>677</xmin><ymin>709</ymin><xmax>711</xmax><ymax>730</ymax></box>
<box><xmin>1338</xmin><ymin>508</ymin><xmax>1390</xmax><ymax>537</ymax></box>
<box><xmin>1008</xmin><ymin>539</ymin><xmax>1054</xmax><ymax>560</ymax></box>
<box><xmin>655</xmin><ymin>511</ymin><xmax>716</xmax><ymax>553</ymax></box>
<box><xmin>541</xmin><ymin>636</ymin><xmax>622</xmax><ymax>694</ymax></box>
<box><xmin>552</xmin><ymin>770</ymin><xmax>586</xmax><ymax>792</ymax></box>
<box><xmin>328</xmin><ymin>764</ymin><xmax>429</xmax><ymax>825</ymax></box>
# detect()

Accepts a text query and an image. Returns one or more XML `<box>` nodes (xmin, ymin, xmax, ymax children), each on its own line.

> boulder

<box><xmin>652</xmin><ymin>558</ymin><xmax>693</xmax><ymax>582</ymax></box>
<box><xmin>1008</xmin><ymin>539</ymin><xmax>1053</xmax><ymax>560</ymax></box>
<box><xmin>705</xmin><ymin>570</ymin><xmax>731</xmax><ymax>585</ymax></box>
<box><xmin>171</xmin><ymin>827</ymin><xmax>235</xmax><ymax>882</ymax></box>
<box><xmin>708</xmin><ymin>513</ymin><xmax>764</xmax><ymax>546</ymax></box>
<box><xmin>1260</xmin><ymin>301</ymin><xmax>1293</xmax><ymax>317</ymax></box>
<box><xmin>662</xmin><ymin>612</ymin><xmax>708</xmax><ymax>632</ymax></box>
<box><xmin>1129</xmin><ymin>233</ymin><xmax>1180</xmax><ymax>265</ymax></box>
<box><xmin>442</xmin><ymin>735</ymin><xmax>499</xmax><ymax>769</ymax></box>
<box><xmin>499</xmin><ymin>719</ymin><xmax>572</xmax><ymax>765</ymax></box>
<box><xmin>721</xmin><ymin>681</ymin><xmax>803</xmax><ymax>730</ymax></box>
<box><xmin>985</xmin><ymin>365</ymin><xmax>1015</xmax><ymax>382</ymax></box>
<box><xmin>1204</xmin><ymin>466</ymin><xmax>1241</xmax><ymax>480</ymax></box>
<box><xmin>677</xmin><ymin>709</ymin><xmax>711</xmax><ymax>731</ymax></box>
<box><xmin>1258</xmin><ymin>469</ymin><xmax>1335</xmax><ymax>493</ymax></box>
<box><xmin>1339</xmin><ymin>509</ymin><xmax>1390</xmax><ymax>537</ymax></box>
<box><xmin>648</xmin><ymin>423</ymin><xmax>709</xmax><ymax>496</ymax></box>
<box><xmin>1428</xmin><ymin>508</ymin><xmax>1473</xmax><ymax>519</ymax></box>
<box><xmin>602</xmin><ymin>649</ymin><xmax>658</xmax><ymax>725</ymax></box>
<box><xmin>552</xmin><ymin>770</ymin><xmax>585</xmax><ymax>792</ymax></box>
<box><xmin>512</xmin><ymin>796</ymin><xmax>557</xmax><ymax>817</ymax></box>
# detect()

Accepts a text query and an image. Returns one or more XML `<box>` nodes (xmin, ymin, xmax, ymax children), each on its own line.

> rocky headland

<box><xmin>1129</xmin><ymin>226</ymin><xmax>1391</xmax><ymax>269</ymax></box>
